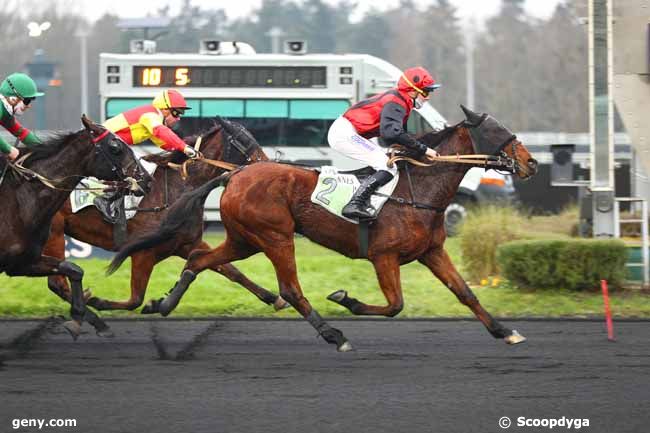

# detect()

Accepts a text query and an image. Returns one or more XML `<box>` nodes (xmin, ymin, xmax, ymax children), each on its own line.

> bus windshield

<box><xmin>107</xmin><ymin>98</ymin><xmax>350</xmax><ymax>147</ymax></box>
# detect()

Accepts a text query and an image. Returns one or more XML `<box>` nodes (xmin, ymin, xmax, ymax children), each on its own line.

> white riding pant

<box><xmin>327</xmin><ymin>116</ymin><xmax>398</xmax><ymax>176</ymax></box>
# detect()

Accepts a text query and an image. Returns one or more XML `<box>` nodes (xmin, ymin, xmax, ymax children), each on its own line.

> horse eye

<box><xmin>109</xmin><ymin>141</ymin><xmax>122</xmax><ymax>155</ymax></box>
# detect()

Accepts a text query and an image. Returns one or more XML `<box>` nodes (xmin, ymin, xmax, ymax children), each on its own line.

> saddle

<box><xmin>310</xmin><ymin>166</ymin><xmax>400</xmax><ymax>223</ymax></box>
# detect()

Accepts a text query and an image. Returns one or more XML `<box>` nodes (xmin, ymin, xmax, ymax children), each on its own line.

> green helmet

<box><xmin>0</xmin><ymin>73</ymin><xmax>44</xmax><ymax>99</ymax></box>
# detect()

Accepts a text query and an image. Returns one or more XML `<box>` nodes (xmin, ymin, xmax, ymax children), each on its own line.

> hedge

<box><xmin>496</xmin><ymin>239</ymin><xmax>627</xmax><ymax>290</ymax></box>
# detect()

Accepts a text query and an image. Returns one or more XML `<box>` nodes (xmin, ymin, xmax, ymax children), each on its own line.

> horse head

<box><xmin>459</xmin><ymin>105</ymin><xmax>538</xmax><ymax>179</ymax></box>
<box><xmin>81</xmin><ymin>114</ymin><xmax>152</xmax><ymax>195</ymax></box>
<box><xmin>212</xmin><ymin>116</ymin><xmax>268</xmax><ymax>164</ymax></box>
<box><xmin>179</xmin><ymin>117</ymin><xmax>268</xmax><ymax>182</ymax></box>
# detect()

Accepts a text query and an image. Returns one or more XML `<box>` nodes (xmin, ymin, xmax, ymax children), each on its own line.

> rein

<box><xmin>166</xmin><ymin>133</ymin><xmax>251</xmax><ymax>180</ymax></box>
<box><xmin>5</xmin><ymin>152</ymin><xmax>139</xmax><ymax>192</ymax></box>
<box><xmin>387</xmin><ymin>151</ymin><xmax>516</xmax><ymax>172</ymax></box>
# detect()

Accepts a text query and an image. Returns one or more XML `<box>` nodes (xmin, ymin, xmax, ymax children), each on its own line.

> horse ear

<box><xmin>81</xmin><ymin>114</ymin><xmax>103</xmax><ymax>135</ymax></box>
<box><xmin>460</xmin><ymin>104</ymin><xmax>482</xmax><ymax>125</ymax></box>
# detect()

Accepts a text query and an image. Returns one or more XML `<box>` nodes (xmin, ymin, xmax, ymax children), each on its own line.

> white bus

<box><xmin>99</xmin><ymin>44</ymin><xmax>510</xmax><ymax>225</ymax></box>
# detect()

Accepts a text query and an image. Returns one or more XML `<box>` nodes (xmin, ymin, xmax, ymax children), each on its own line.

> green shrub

<box><xmin>497</xmin><ymin>239</ymin><xmax>627</xmax><ymax>290</ymax></box>
<box><xmin>458</xmin><ymin>205</ymin><xmax>527</xmax><ymax>281</ymax></box>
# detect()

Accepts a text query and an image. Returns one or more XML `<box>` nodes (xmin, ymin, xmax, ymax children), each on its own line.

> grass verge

<box><xmin>1</xmin><ymin>234</ymin><xmax>649</xmax><ymax>318</ymax></box>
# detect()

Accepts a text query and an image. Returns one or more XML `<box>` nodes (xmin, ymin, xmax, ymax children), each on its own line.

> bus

<box><xmin>99</xmin><ymin>43</ymin><xmax>510</xmax><ymax>224</ymax></box>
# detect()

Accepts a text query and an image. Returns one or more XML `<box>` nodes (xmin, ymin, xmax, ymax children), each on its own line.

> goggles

<box><xmin>22</xmin><ymin>97</ymin><xmax>34</xmax><ymax>106</ymax></box>
<box><xmin>170</xmin><ymin>108</ymin><xmax>185</xmax><ymax>118</ymax></box>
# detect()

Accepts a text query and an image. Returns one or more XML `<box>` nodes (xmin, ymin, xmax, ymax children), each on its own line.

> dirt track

<box><xmin>1</xmin><ymin>318</ymin><xmax>649</xmax><ymax>433</ymax></box>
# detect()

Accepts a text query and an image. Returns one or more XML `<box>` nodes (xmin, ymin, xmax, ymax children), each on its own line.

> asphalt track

<box><xmin>0</xmin><ymin>318</ymin><xmax>649</xmax><ymax>433</ymax></box>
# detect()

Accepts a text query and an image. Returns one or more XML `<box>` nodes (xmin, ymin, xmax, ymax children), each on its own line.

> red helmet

<box><xmin>152</xmin><ymin>89</ymin><xmax>191</xmax><ymax>110</ymax></box>
<box><xmin>397</xmin><ymin>67</ymin><xmax>441</xmax><ymax>95</ymax></box>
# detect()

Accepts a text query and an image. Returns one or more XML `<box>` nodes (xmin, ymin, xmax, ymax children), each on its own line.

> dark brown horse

<box><xmin>43</xmin><ymin>117</ymin><xmax>286</xmax><ymax>336</ymax></box>
<box><xmin>1</xmin><ymin>115</ymin><xmax>149</xmax><ymax>339</ymax></box>
<box><xmin>109</xmin><ymin>106</ymin><xmax>538</xmax><ymax>351</ymax></box>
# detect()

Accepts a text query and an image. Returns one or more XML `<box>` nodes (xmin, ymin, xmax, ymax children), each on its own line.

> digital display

<box><xmin>133</xmin><ymin>66</ymin><xmax>327</xmax><ymax>88</ymax></box>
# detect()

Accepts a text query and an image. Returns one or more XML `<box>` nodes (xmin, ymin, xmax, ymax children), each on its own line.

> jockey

<box><xmin>327</xmin><ymin>66</ymin><xmax>441</xmax><ymax>219</ymax></box>
<box><xmin>0</xmin><ymin>73</ymin><xmax>44</xmax><ymax>161</ymax></box>
<box><xmin>94</xmin><ymin>88</ymin><xmax>197</xmax><ymax>223</ymax></box>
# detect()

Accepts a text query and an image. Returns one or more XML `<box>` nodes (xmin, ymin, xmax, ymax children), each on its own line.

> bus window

<box><xmin>202</xmin><ymin>100</ymin><xmax>244</xmax><ymax>117</ymax></box>
<box><xmin>407</xmin><ymin>110</ymin><xmax>435</xmax><ymax>135</ymax></box>
<box><xmin>106</xmin><ymin>98</ymin><xmax>201</xmax><ymax>118</ymax></box>
<box><xmin>289</xmin><ymin>100</ymin><xmax>348</xmax><ymax>119</ymax></box>
<box><xmin>106</xmin><ymin>99</ymin><xmax>151</xmax><ymax>117</ymax></box>
<box><xmin>246</xmin><ymin>100</ymin><xmax>288</xmax><ymax>118</ymax></box>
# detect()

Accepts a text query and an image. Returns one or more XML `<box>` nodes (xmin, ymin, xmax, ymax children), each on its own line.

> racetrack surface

<box><xmin>1</xmin><ymin>319</ymin><xmax>648</xmax><ymax>433</ymax></box>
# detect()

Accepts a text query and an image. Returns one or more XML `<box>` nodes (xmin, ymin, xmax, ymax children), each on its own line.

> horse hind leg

<box><xmin>87</xmin><ymin>251</ymin><xmax>154</xmax><ymax>312</ymax></box>
<box><xmin>327</xmin><ymin>254</ymin><xmax>404</xmax><ymax>317</ymax></box>
<box><xmin>418</xmin><ymin>248</ymin><xmax>526</xmax><ymax>344</ymax></box>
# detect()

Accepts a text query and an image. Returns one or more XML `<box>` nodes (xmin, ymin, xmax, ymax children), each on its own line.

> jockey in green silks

<box><xmin>0</xmin><ymin>73</ymin><xmax>44</xmax><ymax>161</ymax></box>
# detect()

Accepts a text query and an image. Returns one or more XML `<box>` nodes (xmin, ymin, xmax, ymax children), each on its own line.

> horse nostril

<box><xmin>528</xmin><ymin>159</ymin><xmax>538</xmax><ymax>172</ymax></box>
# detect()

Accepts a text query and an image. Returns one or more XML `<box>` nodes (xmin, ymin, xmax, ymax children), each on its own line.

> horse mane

<box><xmin>184</xmin><ymin>124</ymin><xmax>222</xmax><ymax>148</ymax></box>
<box><xmin>21</xmin><ymin>130</ymin><xmax>83</xmax><ymax>164</ymax></box>
<box><xmin>418</xmin><ymin>121</ymin><xmax>464</xmax><ymax>149</ymax></box>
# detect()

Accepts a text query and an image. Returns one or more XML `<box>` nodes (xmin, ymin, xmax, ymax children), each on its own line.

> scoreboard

<box><xmin>132</xmin><ymin>66</ymin><xmax>327</xmax><ymax>88</ymax></box>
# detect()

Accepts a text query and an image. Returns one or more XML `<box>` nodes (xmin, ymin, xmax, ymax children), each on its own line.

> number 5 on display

<box><xmin>175</xmin><ymin>68</ymin><xmax>190</xmax><ymax>86</ymax></box>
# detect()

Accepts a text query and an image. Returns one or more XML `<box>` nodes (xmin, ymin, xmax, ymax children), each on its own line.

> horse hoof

<box><xmin>327</xmin><ymin>290</ymin><xmax>347</xmax><ymax>303</ymax></box>
<box><xmin>273</xmin><ymin>296</ymin><xmax>291</xmax><ymax>311</ymax></box>
<box><xmin>86</xmin><ymin>296</ymin><xmax>102</xmax><ymax>309</ymax></box>
<box><xmin>83</xmin><ymin>289</ymin><xmax>93</xmax><ymax>302</ymax></box>
<box><xmin>141</xmin><ymin>300</ymin><xmax>159</xmax><ymax>315</ymax></box>
<box><xmin>63</xmin><ymin>321</ymin><xmax>82</xmax><ymax>341</ymax></box>
<box><xmin>96</xmin><ymin>328</ymin><xmax>115</xmax><ymax>338</ymax></box>
<box><xmin>337</xmin><ymin>341</ymin><xmax>353</xmax><ymax>352</ymax></box>
<box><xmin>504</xmin><ymin>330</ymin><xmax>527</xmax><ymax>345</ymax></box>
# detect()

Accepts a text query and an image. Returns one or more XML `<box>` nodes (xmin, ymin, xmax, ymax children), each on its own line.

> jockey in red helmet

<box><xmin>95</xmin><ymin>89</ymin><xmax>197</xmax><ymax>223</ymax></box>
<box><xmin>327</xmin><ymin>66</ymin><xmax>441</xmax><ymax>219</ymax></box>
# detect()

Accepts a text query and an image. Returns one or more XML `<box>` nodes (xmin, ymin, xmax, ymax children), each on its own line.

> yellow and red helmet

<box><xmin>397</xmin><ymin>67</ymin><xmax>441</xmax><ymax>95</ymax></box>
<box><xmin>152</xmin><ymin>89</ymin><xmax>190</xmax><ymax>111</ymax></box>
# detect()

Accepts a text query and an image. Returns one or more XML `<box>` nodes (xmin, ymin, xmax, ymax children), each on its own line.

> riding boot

<box><xmin>93</xmin><ymin>191</ymin><xmax>121</xmax><ymax>224</ymax></box>
<box><xmin>342</xmin><ymin>170</ymin><xmax>394</xmax><ymax>220</ymax></box>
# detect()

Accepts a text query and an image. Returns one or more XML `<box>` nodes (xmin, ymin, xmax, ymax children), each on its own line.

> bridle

<box><xmin>91</xmin><ymin>130</ymin><xmax>129</xmax><ymax>182</ymax></box>
<box><xmin>1</xmin><ymin>130</ymin><xmax>142</xmax><ymax>192</ymax></box>
<box><xmin>169</xmin><ymin>124</ymin><xmax>263</xmax><ymax>180</ymax></box>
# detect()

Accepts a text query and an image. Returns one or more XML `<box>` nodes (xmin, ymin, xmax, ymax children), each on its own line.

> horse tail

<box><xmin>106</xmin><ymin>172</ymin><xmax>232</xmax><ymax>275</ymax></box>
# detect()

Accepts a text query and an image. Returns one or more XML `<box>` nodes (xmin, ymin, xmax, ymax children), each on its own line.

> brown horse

<box><xmin>43</xmin><ymin>117</ymin><xmax>286</xmax><ymax>336</ymax></box>
<box><xmin>1</xmin><ymin>115</ymin><xmax>150</xmax><ymax>339</ymax></box>
<box><xmin>109</xmin><ymin>106</ymin><xmax>538</xmax><ymax>351</ymax></box>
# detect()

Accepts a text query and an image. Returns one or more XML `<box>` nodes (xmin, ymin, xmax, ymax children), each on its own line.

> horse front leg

<box><xmin>8</xmin><ymin>255</ymin><xmax>89</xmax><ymax>340</ymax></box>
<box><xmin>418</xmin><ymin>247</ymin><xmax>526</xmax><ymax>344</ymax></box>
<box><xmin>264</xmin><ymin>243</ymin><xmax>352</xmax><ymax>352</ymax></box>
<box><xmin>185</xmin><ymin>241</ymin><xmax>289</xmax><ymax>311</ymax></box>
<box><xmin>152</xmin><ymin>239</ymin><xmax>255</xmax><ymax>317</ymax></box>
<box><xmin>327</xmin><ymin>254</ymin><xmax>404</xmax><ymax>317</ymax></box>
<box><xmin>42</xmin><ymin>224</ymin><xmax>111</xmax><ymax>336</ymax></box>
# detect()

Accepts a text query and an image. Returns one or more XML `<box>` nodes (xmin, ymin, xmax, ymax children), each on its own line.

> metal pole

<box><xmin>589</xmin><ymin>0</ymin><xmax>616</xmax><ymax>237</ymax></box>
<box><xmin>465</xmin><ymin>19</ymin><xmax>475</xmax><ymax>109</ymax></box>
<box><xmin>643</xmin><ymin>199</ymin><xmax>649</xmax><ymax>286</ymax></box>
<box><xmin>78</xmin><ymin>30</ymin><xmax>88</xmax><ymax>116</ymax></box>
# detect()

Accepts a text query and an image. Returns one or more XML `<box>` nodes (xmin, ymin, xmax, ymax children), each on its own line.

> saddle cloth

<box><xmin>70</xmin><ymin>159</ymin><xmax>157</xmax><ymax>220</ymax></box>
<box><xmin>310</xmin><ymin>166</ymin><xmax>399</xmax><ymax>224</ymax></box>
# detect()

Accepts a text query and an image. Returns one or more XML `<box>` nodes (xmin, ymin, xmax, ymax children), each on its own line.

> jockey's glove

<box><xmin>183</xmin><ymin>146</ymin><xmax>198</xmax><ymax>159</ymax></box>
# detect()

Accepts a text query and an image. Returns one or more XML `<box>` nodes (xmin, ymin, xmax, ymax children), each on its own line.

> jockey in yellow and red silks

<box><xmin>95</xmin><ymin>89</ymin><xmax>198</xmax><ymax>223</ymax></box>
<box><xmin>103</xmin><ymin>89</ymin><xmax>197</xmax><ymax>157</ymax></box>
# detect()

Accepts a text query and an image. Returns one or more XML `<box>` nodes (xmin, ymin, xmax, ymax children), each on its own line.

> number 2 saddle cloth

<box><xmin>310</xmin><ymin>166</ymin><xmax>399</xmax><ymax>224</ymax></box>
